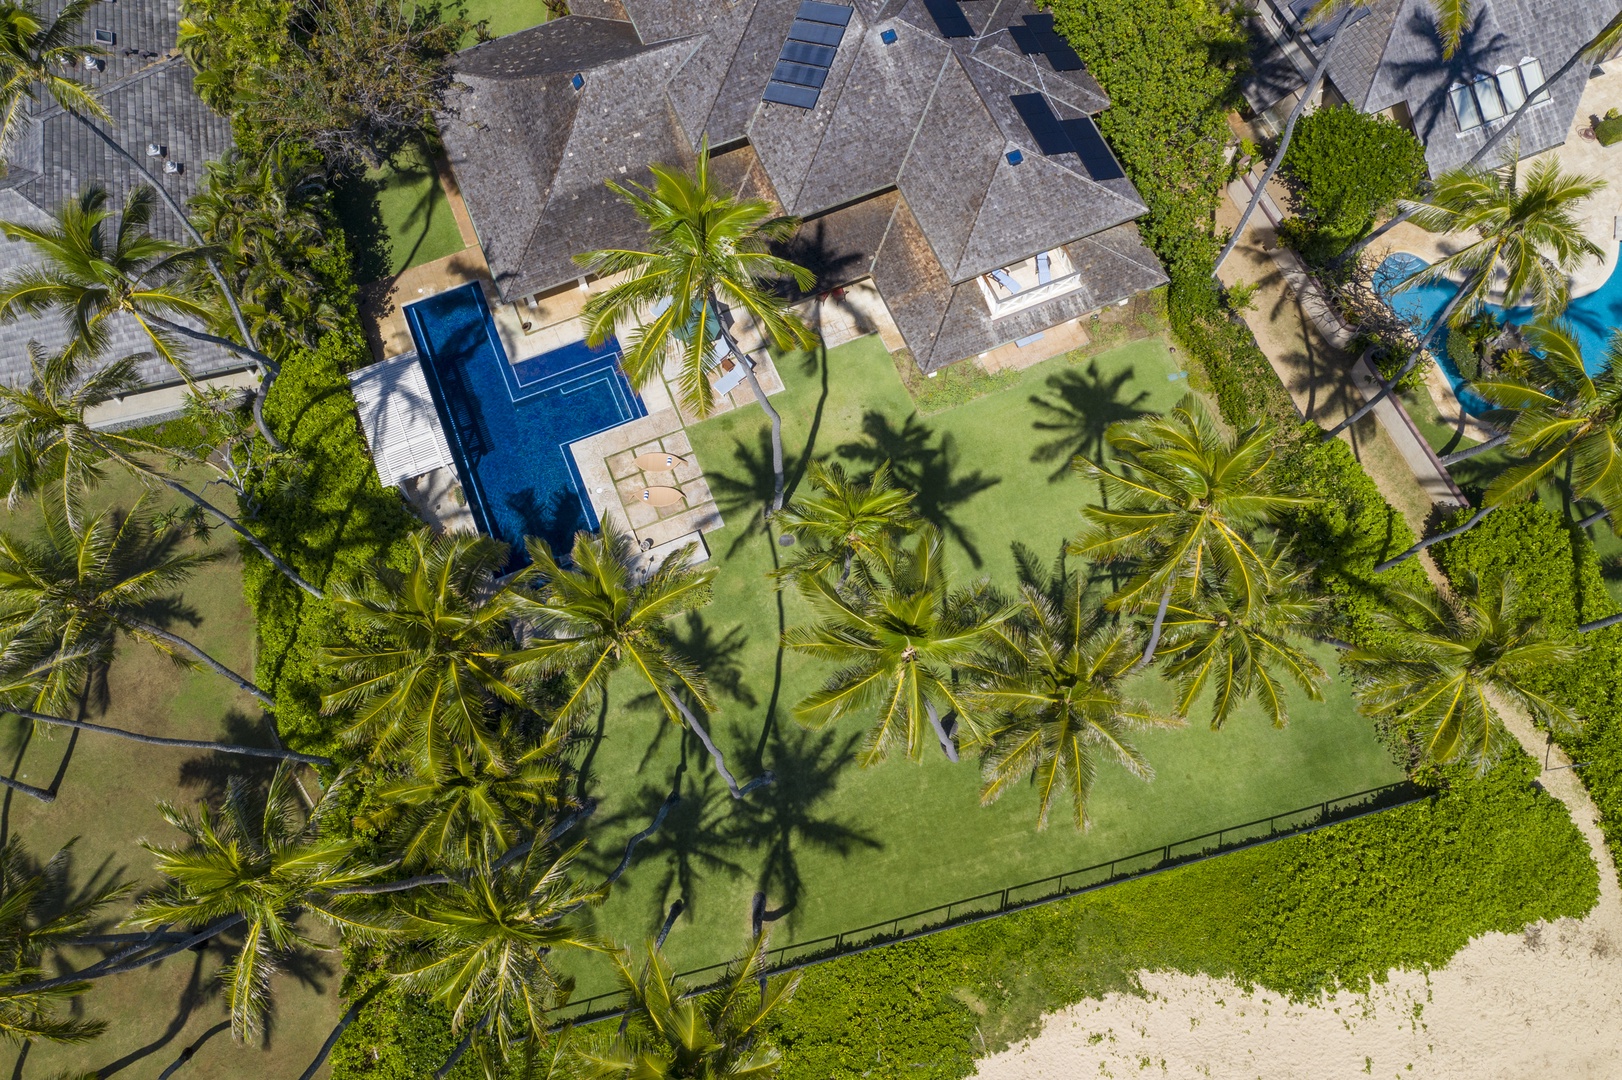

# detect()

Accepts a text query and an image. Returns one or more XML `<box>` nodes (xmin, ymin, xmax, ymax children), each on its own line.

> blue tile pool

<box><xmin>405</xmin><ymin>282</ymin><xmax>645</xmax><ymax>563</ymax></box>
<box><xmin>1376</xmin><ymin>251</ymin><xmax>1622</xmax><ymax>414</ymax></box>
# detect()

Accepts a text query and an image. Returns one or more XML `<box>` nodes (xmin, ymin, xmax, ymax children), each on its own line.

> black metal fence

<box><xmin>552</xmin><ymin>779</ymin><xmax>1430</xmax><ymax>1024</ymax></box>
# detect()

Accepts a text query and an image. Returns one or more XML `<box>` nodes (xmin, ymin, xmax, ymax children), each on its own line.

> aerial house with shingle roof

<box><xmin>437</xmin><ymin>0</ymin><xmax>1167</xmax><ymax>374</ymax></box>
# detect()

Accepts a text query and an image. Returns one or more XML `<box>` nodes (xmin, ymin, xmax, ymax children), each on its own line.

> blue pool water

<box><xmin>405</xmin><ymin>282</ymin><xmax>645</xmax><ymax>563</ymax></box>
<box><xmin>1376</xmin><ymin>252</ymin><xmax>1622</xmax><ymax>406</ymax></box>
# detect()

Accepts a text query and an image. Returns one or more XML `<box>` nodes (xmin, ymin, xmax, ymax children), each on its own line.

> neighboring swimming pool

<box><xmin>1376</xmin><ymin>251</ymin><xmax>1622</xmax><ymax>384</ymax></box>
<box><xmin>406</xmin><ymin>282</ymin><xmax>645</xmax><ymax>562</ymax></box>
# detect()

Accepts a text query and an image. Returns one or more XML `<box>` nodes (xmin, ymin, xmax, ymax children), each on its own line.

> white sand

<box><xmin>974</xmin><ymin>700</ymin><xmax>1622</xmax><ymax>1080</ymax></box>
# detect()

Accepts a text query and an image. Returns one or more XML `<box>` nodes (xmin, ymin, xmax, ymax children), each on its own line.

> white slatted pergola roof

<box><xmin>348</xmin><ymin>352</ymin><xmax>456</xmax><ymax>488</ymax></box>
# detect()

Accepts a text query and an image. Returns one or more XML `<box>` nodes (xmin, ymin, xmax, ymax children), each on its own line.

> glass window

<box><xmin>1520</xmin><ymin>57</ymin><xmax>1550</xmax><ymax>103</ymax></box>
<box><xmin>1496</xmin><ymin>66</ymin><xmax>1527</xmax><ymax>111</ymax></box>
<box><xmin>1473</xmin><ymin>75</ymin><xmax>1505</xmax><ymax>122</ymax></box>
<box><xmin>1451</xmin><ymin>83</ymin><xmax>1483</xmax><ymax>131</ymax></box>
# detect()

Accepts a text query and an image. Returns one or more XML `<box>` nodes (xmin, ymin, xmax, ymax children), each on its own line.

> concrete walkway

<box><xmin>1221</xmin><ymin>173</ymin><xmax>1466</xmax><ymax>511</ymax></box>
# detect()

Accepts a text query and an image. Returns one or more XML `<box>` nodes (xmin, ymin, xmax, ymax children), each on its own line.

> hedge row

<box><xmin>768</xmin><ymin>756</ymin><xmax>1596</xmax><ymax>1079</ymax></box>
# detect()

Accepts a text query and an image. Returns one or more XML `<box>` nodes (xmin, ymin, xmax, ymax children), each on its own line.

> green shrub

<box><xmin>1281</xmin><ymin>106</ymin><xmax>1428</xmax><ymax>237</ymax></box>
<box><xmin>770</xmin><ymin>756</ymin><xmax>1596</xmax><ymax>1079</ymax></box>
<box><xmin>1431</xmin><ymin>501</ymin><xmax>1622</xmax><ymax>864</ymax></box>
<box><xmin>1596</xmin><ymin>108</ymin><xmax>1622</xmax><ymax>147</ymax></box>
<box><xmin>245</xmin><ymin>328</ymin><xmax>416</xmax><ymax>754</ymax></box>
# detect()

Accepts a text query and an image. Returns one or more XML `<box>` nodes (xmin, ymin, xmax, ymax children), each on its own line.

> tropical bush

<box><xmin>1281</xmin><ymin>106</ymin><xmax>1428</xmax><ymax>247</ymax></box>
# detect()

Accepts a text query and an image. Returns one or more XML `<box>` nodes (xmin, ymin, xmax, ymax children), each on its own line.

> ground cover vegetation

<box><xmin>0</xmin><ymin>1</ymin><xmax>1607</xmax><ymax>1079</ymax></box>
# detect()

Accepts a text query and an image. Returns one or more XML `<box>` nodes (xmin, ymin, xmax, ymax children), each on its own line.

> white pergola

<box><xmin>348</xmin><ymin>352</ymin><xmax>456</xmax><ymax>488</ymax></box>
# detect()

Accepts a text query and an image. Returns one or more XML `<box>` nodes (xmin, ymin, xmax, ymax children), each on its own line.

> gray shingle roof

<box><xmin>441</xmin><ymin>0</ymin><xmax>1166</xmax><ymax>370</ymax></box>
<box><xmin>1252</xmin><ymin>0</ymin><xmax>1608</xmax><ymax>177</ymax></box>
<box><xmin>0</xmin><ymin>0</ymin><xmax>236</xmax><ymax>390</ymax></box>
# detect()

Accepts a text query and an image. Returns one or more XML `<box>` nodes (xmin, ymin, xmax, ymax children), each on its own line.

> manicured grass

<box><xmin>339</xmin><ymin>141</ymin><xmax>467</xmax><ymax>284</ymax></box>
<box><xmin>562</xmin><ymin>336</ymin><xmax>1404</xmax><ymax>998</ymax></box>
<box><xmin>0</xmin><ymin>468</ymin><xmax>342</xmax><ymax>1080</ymax></box>
<box><xmin>458</xmin><ymin>0</ymin><xmax>551</xmax><ymax>41</ymax></box>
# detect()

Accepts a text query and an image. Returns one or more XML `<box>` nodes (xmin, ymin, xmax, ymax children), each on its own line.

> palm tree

<box><xmin>1344</xmin><ymin>574</ymin><xmax>1576</xmax><ymax>769</ymax></box>
<box><xmin>577</xmin><ymin>934</ymin><xmax>798</xmax><ymax>1079</ymax></box>
<box><xmin>509</xmin><ymin>524</ymin><xmax>768</xmax><ymax>799</ymax></box>
<box><xmin>1341</xmin><ymin>6</ymin><xmax>1622</xmax><ymax>264</ymax></box>
<box><xmin>185</xmin><ymin>147</ymin><xmax>339</xmax><ymax>358</ymax></box>
<box><xmin>0</xmin><ymin>493</ymin><xmax>273</xmax><ymax>712</ymax></box>
<box><xmin>0</xmin><ymin>185</ymin><xmax>230</xmax><ymax>376</ymax></box>
<box><xmin>0</xmin><ymin>837</ymin><xmax>127</xmax><ymax>1047</ymax></box>
<box><xmin>773</xmin><ymin>460</ymin><xmax>918</xmax><ymax>590</ymax></box>
<box><xmin>129</xmin><ymin>765</ymin><xmax>383</xmax><ymax>1043</ymax></box>
<box><xmin>0</xmin><ymin>344</ymin><xmax>322</xmax><ymax>596</ymax></box>
<box><xmin>965</xmin><ymin>549</ymin><xmax>1177</xmax><ymax>831</ymax></box>
<box><xmin>1072</xmin><ymin>397</ymin><xmax>1304</xmax><ymax>669</ymax></box>
<box><xmin>0</xmin><ymin>0</ymin><xmax>283</xmax><ymax>444</ymax></box>
<box><xmin>577</xmin><ymin>145</ymin><xmax>816</xmax><ymax>511</ymax></box>
<box><xmin>386</xmin><ymin>842</ymin><xmax>606</xmax><ymax>1073</ymax></box>
<box><xmin>320</xmin><ymin>530</ymin><xmax>519</xmax><ymax>772</ymax></box>
<box><xmin>357</xmin><ymin>720</ymin><xmax>573</xmax><ymax>872</ymax></box>
<box><xmin>1157</xmin><ymin>546</ymin><xmax>1327</xmax><ymax>729</ymax></box>
<box><xmin>785</xmin><ymin>526</ymin><xmax>1010</xmax><ymax>764</ymax></box>
<box><xmin>1328</xmin><ymin>156</ymin><xmax>1606</xmax><ymax>440</ymax></box>
<box><xmin>1467</xmin><ymin>321</ymin><xmax>1622</xmax><ymax>520</ymax></box>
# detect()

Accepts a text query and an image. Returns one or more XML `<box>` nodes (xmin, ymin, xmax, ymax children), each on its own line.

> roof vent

<box><xmin>163</xmin><ymin>160</ymin><xmax>183</xmax><ymax>174</ymax></box>
<box><xmin>880</xmin><ymin>28</ymin><xmax>897</xmax><ymax>44</ymax></box>
<box><xmin>146</xmin><ymin>143</ymin><xmax>166</xmax><ymax>157</ymax></box>
<box><xmin>571</xmin><ymin>73</ymin><xmax>585</xmax><ymax>91</ymax></box>
<box><xmin>1006</xmin><ymin>149</ymin><xmax>1023</xmax><ymax>165</ymax></box>
<box><xmin>84</xmin><ymin>55</ymin><xmax>104</xmax><ymax>71</ymax></box>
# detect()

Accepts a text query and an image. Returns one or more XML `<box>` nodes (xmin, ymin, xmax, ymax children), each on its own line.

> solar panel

<box><xmin>763</xmin><ymin>2</ymin><xmax>852</xmax><ymax>110</ymax></box>
<box><xmin>1008</xmin><ymin>14</ymin><xmax>1083</xmax><ymax>72</ymax></box>
<box><xmin>1063</xmin><ymin>115</ymin><xmax>1126</xmax><ymax>181</ymax></box>
<box><xmin>921</xmin><ymin>0</ymin><xmax>972</xmax><ymax>38</ymax></box>
<box><xmin>1010</xmin><ymin>93</ymin><xmax>1074</xmax><ymax>156</ymax></box>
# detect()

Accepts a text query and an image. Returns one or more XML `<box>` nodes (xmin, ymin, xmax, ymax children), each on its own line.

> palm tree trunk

<box><xmin>144</xmin><ymin>314</ymin><xmax>278</xmax><ymax>375</ymax></box>
<box><xmin>105</xmin><ymin>447</ymin><xmax>323</xmax><ymax>599</ymax></box>
<box><xmin>923</xmin><ymin>699</ymin><xmax>959</xmax><ymax>762</ymax></box>
<box><xmin>1336</xmin><ymin>18</ymin><xmax>1619</xmax><ymax>268</ymax></box>
<box><xmin>1438</xmin><ymin>431</ymin><xmax>1509</xmax><ymax>465</ymax></box>
<box><xmin>4</xmin><ymin>914</ymin><xmax>246</xmax><ymax>995</ymax></box>
<box><xmin>121</xmin><ymin>617</ymin><xmax>274</xmax><ymax>708</ymax></box>
<box><xmin>1132</xmin><ymin>579</ymin><xmax>1176</xmax><ymax>672</ymax></box>
<box><xmin>69</xmin><ymin>114</ymin><xmax>285</xmax><ymax>450</ymax></box>
<box><xmin>1214</xmin><ymin>25</ymin><xmax>1347</xmax><ymax>274</ymax></box>
<box><xmin>5</xmin><ymin>706</ymin><xmax>330</xmax><ymax>765</ymax></box>
<box><xmin>0</xmin><ymin>773</ymin><xmax>54</xmax><ymax>803</ymax></box>
<box><xmin>669</xmin><ymin>694</ymin><xmax>775</xmax><ymax>798</ymax></box>
<box><xmin>1374</xmin><ymin>504</ymin><xmax>1496</xmax><ymax>571</ymax></box>
<box><xmin>1578</xmin><ymin>506</ymin><xmax>1612</xmax><ymax>530</ymax></box>
<box><xmin>1580</xmin><ymin>611</ymin><xmax>1622</xmax><ymax>633</ymax></box>
<box><xmin>296</xmin><ymin>983</ymin><xmax>385</xmax><ymax>1080</ymax></box>
<box><xmin>1323</xmin><ymin>278</ymin><xmax>1472</xmax><ymax>440</ymax></box>
<box><xmin>602</xmin><ymin>789</ymin><xmax>680</xmax><ymax>887</ymax></box>
<box><xmin>711</xmin><ymin>291</ymin><xmax>786</xmax><ymax>511</ymax></box>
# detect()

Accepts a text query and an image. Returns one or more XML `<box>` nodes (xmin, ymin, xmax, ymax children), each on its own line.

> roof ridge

<box><xmin>31</xmin><ymin>53</ymin><xmax>193</xmax><ymax>124</ymax></box>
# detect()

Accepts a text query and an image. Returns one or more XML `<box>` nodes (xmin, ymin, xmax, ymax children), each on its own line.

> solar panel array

<box><xmin>763</xmin><ymin>1</ymin><xmax>853</xmax><ymax>110</ymax></box>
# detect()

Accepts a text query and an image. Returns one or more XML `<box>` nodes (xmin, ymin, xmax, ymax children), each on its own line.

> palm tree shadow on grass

<box><xmin>727</xmin><ymin>727</ymin><xmax>879</xmax><ymax>933</ymax></box>
<box><xmin>666</xmin><ymin>611</ymin><xmax>757</xmax><ymax>711</ymax></box>
<box><xmin>1028</xmin><ymin>363</ymin><xmax>1151</xmax><ymax>482</ymax></box>
<box><xmin>838</xmin><ymin>412</ymin><xmax>1000</xmax><ymax>567</ymax></box>
<box><xmin>176</xmin><ymin>711</ymin><xmax>283</xmax><ymax>803</ymax></box>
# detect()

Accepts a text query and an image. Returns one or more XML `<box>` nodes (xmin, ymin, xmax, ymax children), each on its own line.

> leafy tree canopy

<box><xmin>1281</xmin><ymin>105</ymin><xmax>1429</xmax><ymax>233</ymax></box>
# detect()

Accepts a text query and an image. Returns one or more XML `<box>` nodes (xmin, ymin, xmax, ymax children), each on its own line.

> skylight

<box><xmin>763</xmin><ymin>2</ymin><xmax>853</xmax><ymax>110</ymax></box>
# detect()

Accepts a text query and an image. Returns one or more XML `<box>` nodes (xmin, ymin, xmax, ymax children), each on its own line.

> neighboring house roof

<box><xmin>0</xmin><ymin>0</ymin><xmax>237</xmax><ymax>390</ymax></box>
<box><xmin>1247</xmin><ymin>0</ymin><xmax>1609</xmax><ymax>176</ymax></box>
<box><xmin>440</xmin><ymin>0</ymin><xmax>1165</xmax><ymax>371</ymax></box>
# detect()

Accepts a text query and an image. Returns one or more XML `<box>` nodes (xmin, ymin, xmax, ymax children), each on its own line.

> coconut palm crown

<box><xmin>1398</xmin><ymin>157</ymin><xmax>1605</xmax><ymax>326</ymax></box>
<box><xmin>1471</xmin><ymin>320</ymin><xmax>1622</xmax><ymax>518</ymax></box>
<box><xmin>773</xmin><ymin>459</ymin><xmax>919</xmax><ymax>590</ymax></box>
<box><xmin>965</xmin><ymin>547</ymin><xmax>1178</xmax><ymax>831</ymax></box>
<box><xmin>1345</xmin><ymin>574</ymin><xmax>1577</xmax><ymax>770</ymax></box>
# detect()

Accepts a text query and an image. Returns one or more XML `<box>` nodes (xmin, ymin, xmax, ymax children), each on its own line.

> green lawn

<box><xmin>0</xmin><ymin>467</ymin><xmax>343</xmax><ymax>1080</ymax></box>
<box><xmin>339</xmin><ymin>140</ymin><xmax>467</xmax><ymax>284</ymax></box>
<box><xmin>562</xmin><ymin>335</ymin><xmax>1404</xmax><ymax>999</ymax></box>
<box><xmin>458</xmin><ymin>0</ymin><xmax>551</xmax><ymax>41</ymax></box>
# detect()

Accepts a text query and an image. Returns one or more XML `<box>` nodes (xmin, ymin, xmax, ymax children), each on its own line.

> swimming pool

<box><xmin>1376</xmin><ymin>251</ymin><xmax>1622</xmax><ymax>396</ymax></box>
<box><xmin>406</xmin><ymin>282</ymin><xmax>645</xmax><ymax>563</ymax></box>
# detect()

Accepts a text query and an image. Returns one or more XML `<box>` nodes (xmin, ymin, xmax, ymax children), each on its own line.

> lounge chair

<box><xmin>1036</xmin><ymin>251</ymin><xmax>1051</xmax><ymax>285</ymax></box>
<box><xmin>990</xmin><ymin>268</ymin><xmax>1021</xmax><ymax>293</ymax></box>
